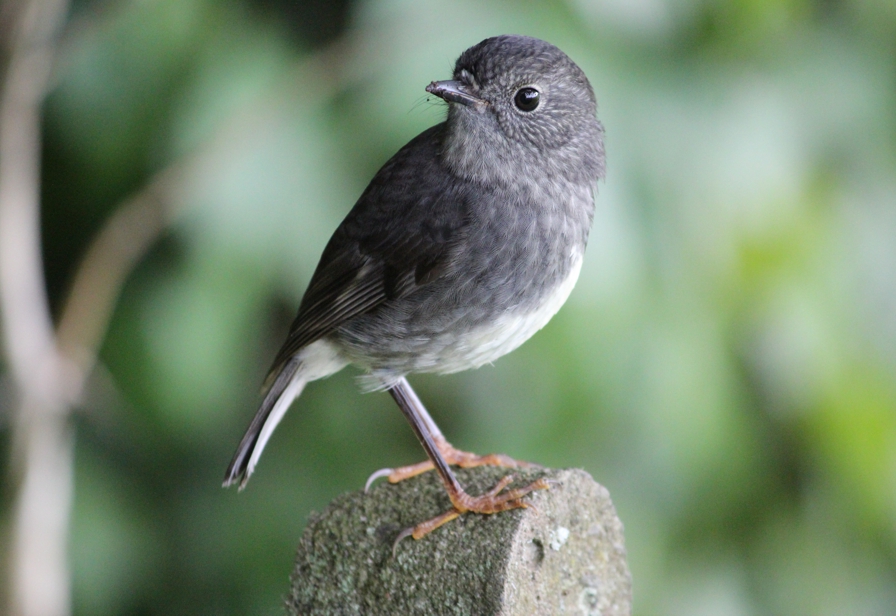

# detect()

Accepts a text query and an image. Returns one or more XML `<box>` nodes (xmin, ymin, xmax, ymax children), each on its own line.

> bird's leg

<box><xmin>386</xmin><ymin>377</ymin><xmax>549</xmax><ymax>543</ymax></box>
<box><xmin>365</xmin><ymin>377</ymin><xmax>537</xmax><ymax>490</ymax></box>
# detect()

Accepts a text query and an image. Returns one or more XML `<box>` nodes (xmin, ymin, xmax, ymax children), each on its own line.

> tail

<box><xmin>223</xmin><ymin>356</ymin><xmax>304</xmax><ymax>489</ymax></box>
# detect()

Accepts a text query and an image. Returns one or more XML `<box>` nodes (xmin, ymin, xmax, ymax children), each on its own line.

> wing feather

<box><xmin>261</xmin><ymin>123</ymin><xmax>473</xmax><ymax>386</ymax></box>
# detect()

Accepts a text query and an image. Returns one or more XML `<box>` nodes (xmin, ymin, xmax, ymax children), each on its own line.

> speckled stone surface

<box><xmin>287</xmin><ymin>467</ymin><xmax>631</xmax><ymax>615</ymax></box>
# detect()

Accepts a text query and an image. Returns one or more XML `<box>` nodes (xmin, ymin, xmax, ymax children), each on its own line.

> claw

<box><xmin>522</xmin><ymin>500</ymin><xmax>539</xmax><ymax>515</ymax></box>
<box><xmin>364</xmin><ymin>467</ymin><xmax>394</xmax><ymax>492</ymax></box>
<box><xmin>375</xmin><ymin>438</ymin><xmax>537</xmax><ymax>485</ymax></box>
<box><xmin>393</xmin><ymin>508</ymin><xmax>462</xmax><ymax>556</ymax></box>
<box><xmin>392</xmin><ymin>526</ymin><xmax>415</xmax><ymax>557</ymax></box>
<box><xmin>391</xmin><ymin>474</ymin><xmax>550</xmax><ymax>549</ymax></box>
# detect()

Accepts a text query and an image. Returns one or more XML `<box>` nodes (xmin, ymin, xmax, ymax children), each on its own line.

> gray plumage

<box><xmin>225</xmin><ymin>35</ymin><xmax>605</xmax><ymax>488</ymax></box>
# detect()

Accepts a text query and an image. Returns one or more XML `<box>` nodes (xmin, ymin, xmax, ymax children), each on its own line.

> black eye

<box><xmin>514</xmin><ymin>87</ymin><xmax>540</xmax><ymax>112</ymax></box>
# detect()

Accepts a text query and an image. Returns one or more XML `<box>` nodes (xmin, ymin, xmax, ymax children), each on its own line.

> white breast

<box><xmin>434</xmin><ymin>250</ymin><xmax>584</xmax><ymax>374</ymax></box>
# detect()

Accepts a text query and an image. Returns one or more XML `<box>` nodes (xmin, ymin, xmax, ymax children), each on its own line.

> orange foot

<box><xmin>365</xmin><ymin>436</ymin><xmax>538</xmax><ymax>491</ymax></box>
<box><xmin>393</xmin><ymin>474</ymin><xmax>550</xmax><ymax>552</ymax></box>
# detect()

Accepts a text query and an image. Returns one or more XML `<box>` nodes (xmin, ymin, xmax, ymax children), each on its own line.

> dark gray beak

<box><xmin>426</xmin><ymin>80</ymin><xmax>487</xmax><ymax>109</ymax></box>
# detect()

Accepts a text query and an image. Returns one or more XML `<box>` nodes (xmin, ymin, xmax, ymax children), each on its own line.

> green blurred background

<box><xmin>2</xmin><ymin>0</ymin><xmax>896</xmax><ymax>613</ymax></box>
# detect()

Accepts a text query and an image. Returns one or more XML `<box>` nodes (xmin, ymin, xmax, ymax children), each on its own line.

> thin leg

<box><xmin>395</xmin><ymin>377</ymin><xmax>444</xmax><ymax>440</ymax></box>
<box><xmin>387</xmin><ymin>378</ymin><xmax>549</xmax><ymax>543</ymax></box>
<box><xmin>388</xmin><ymin>378</ymin><xmax>463</xmax><ymax>497</ymax></box>
<box><xmin>365</xmin><ymin>377</ymin><xmax>536</xmax><ymax>491</ymax></box>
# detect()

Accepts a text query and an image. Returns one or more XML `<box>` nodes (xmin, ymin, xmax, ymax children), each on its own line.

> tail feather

<box><xmin>223</xmin><ymin>357</ymin><xmax>304</xmax><ymax>489</ymax></box>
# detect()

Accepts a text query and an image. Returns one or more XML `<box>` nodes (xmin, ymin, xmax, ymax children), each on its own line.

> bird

<box><xmin>224</xmin><ymin>34</ymin><xmax>605</xmax><ymax>542</ymax></box>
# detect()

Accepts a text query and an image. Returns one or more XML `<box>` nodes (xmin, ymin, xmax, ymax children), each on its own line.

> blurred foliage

<box><xmin>1</xmin><ymin>0</ymin><xmax>895</xmax><ymax>614</ymax></box>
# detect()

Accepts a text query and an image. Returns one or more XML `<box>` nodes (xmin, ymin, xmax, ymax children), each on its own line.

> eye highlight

<box><xmin>513</xmin><ymin>87</ymin><xmax>540</xmax><ymax>112</ymax></box>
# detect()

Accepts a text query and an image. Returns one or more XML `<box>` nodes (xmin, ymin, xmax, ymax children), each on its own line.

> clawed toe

<box><xmin>364</xmin><ymin>467</ymin><xmax>395</xmax><ymax>492</ymax></box>
<box><xmin>382</xmin><ymin>379</ymin><xmax>550</xmax><ymax>552</ymax></box>
<box><xmin>365</xmin><ymin>441</ymin><xmax>538</xmax><ymax>490</ymax></box>
<box><xmin>392</xmin><ymin>509</ymin><xmax>461</xmax><ymax>555</ymax></box>
<box><xmin>392</xmin><ymin>475</ymin><xmax>550</xmax><ymax>553</ymax></box>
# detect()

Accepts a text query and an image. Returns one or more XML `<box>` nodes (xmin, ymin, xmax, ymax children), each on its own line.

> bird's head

<box><xmin>427</xmin><ymin>35</ymin><xmax>605</xmax><ymax>188</ymax></box>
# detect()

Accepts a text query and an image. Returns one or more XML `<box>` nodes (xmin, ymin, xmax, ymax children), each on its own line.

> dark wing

<box><xmin>264</xmin><ymin>123</ymin><xmax>469</xmax><ymax>383</ymax></box>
